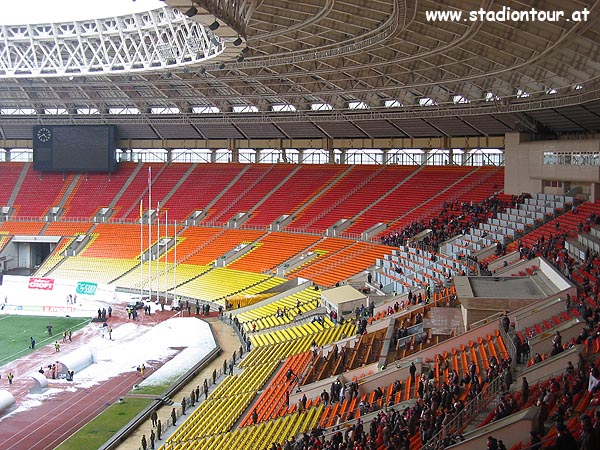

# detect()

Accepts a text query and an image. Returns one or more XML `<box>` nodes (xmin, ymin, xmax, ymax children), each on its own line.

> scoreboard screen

<box><xmin>33</xmin><ymin>125</ymin><xmax>118</xmax><ymax>172</ymax></box>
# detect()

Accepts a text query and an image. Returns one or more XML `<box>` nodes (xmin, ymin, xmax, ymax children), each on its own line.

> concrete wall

<box><xmin>399</xmin><ymin>320</ymin><xmax>500</xmax><ymax>365</ymax></box>
<box><xmin>504</xmin><ymin>133</ymin><xmax>544</xmax><ymax>195</ymax></box>
<box><xmin>527</xmin><ymin>319</ymin><xmax>586</xmax><ymax>357</ymax></box>
<box><xmin>504</xmin><ymin>133</ymin><xmax>600</xmax><ymax>198</ymax></box>
<box><xmin>448</xmin><ymin>406</ymin><xmax>538</xmax><ymax>450</ymax></box>
<box><xmin>512</xmin><ymin>297</ymin><xmax>565</xmax><ymax>332</ymax></box>
<box><xmin>537</xmin><ymin>258</ymin><xmax>574</xmax><ymax>292</ymax></box>
<box><xmin>513</xmin><ymin>345</ymin><xmax>582</xmax><ymax>390</ymax></box>
<box><xmin>461</xmin><ymin>297</ymin><xmax>541</xmax><ymax>330</ymax></box>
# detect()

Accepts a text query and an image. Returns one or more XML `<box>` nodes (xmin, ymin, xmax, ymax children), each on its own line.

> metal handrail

<box><xmin>424</xmin><ymin>372</ymin><xmax>505</xmax><ymax>450</ymax></box>
<box><xmin>498</xmin><ymin>323</ymin><xmax>517</xmax><ymax>371</ymax></box>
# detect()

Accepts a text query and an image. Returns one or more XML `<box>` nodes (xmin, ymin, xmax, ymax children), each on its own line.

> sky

<box><xmin>0</xmin><ymin>0</ymin><xmax>166</xmax><ymax>25</ymax></box>
<box><xmin>0</xmin><ymin>291</ymin><xmax>216</xmax><ymax>420</ymax></box>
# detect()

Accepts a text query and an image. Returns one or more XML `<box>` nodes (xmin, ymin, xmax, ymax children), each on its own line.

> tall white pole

<box><xmin>165</xmin><ymin>210</ymin><xmax>169</xmax><ymax>303</ymax></box>
<box><xmin>148</xmin><ymin>166</ymin><xmax>152</xmax><ymax>301</ymax></box>
<box><xmin>174</xmin><ymin>219</ymin><xmax>177</xmax><ymax>306</ymax></box>
<box><xmin>139</xmin><ymin>200</ymin><xmax>143</xmax><ymax>298</ymax></box>
<box><xmin>156</xmin><ymin>201</ymin><xmax>160</xmax><ymax>303</ymax></box>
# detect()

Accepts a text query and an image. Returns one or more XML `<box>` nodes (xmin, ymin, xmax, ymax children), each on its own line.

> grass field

<box><xmin>54</xmin><ymin>397</ymin><xmax>153</xmax><ymax>450</ymax></box>
<box><xmin>0</xmin><ymin>315</ymin><xmax>91</xmax><ymax>366</ymax></box>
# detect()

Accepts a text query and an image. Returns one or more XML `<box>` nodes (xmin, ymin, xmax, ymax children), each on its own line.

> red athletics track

<box><xmin>0</xmin><ymin>369</ymin><xmax>144</xmax><ymax>450</ymax></box>
<box><xmin>0</xmin><ymin>306</ymin><xmax>179</xmax><ymax>450</ymax></box>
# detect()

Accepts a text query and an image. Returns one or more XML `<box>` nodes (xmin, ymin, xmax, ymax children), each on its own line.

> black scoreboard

<box><xmin>33</xmin><ymin>125</ymin><xmax>118</xmax><ymax>173</ymax></box>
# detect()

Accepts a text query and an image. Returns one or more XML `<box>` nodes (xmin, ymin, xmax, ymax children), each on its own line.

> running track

<box><xmin>0</xmin><ymin>308</ymin><xmax>174</xmax><ymax>450</ymax></box>
<box><xmin>0</xmin><ymin>369</ymin><xmax>143</xmax><ymax>450</ymax></box>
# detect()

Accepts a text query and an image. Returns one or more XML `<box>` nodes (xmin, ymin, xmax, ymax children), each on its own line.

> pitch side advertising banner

<box><xmin>1</xmin><ymin>275</ymin><xmax>116</xmax><ymax>317</ymax></box>
<box><xmin>28</xmin><ymin>277</ymin><xmax>55</xmax><ymax>291</ymax></box>
<box><xmin>76</xmin><ymin>281</ymin><xmax>98</xmax><ymax>296</ymax></box>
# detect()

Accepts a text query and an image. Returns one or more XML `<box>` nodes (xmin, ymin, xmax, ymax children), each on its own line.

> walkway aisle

<box><xmin>114</xmin><ymin>316</ymin><xmax>242</xmax><ymax>450</ymax></box>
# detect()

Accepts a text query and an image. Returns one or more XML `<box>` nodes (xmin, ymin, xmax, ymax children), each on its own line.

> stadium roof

<box><xmin>0</xmin><ymin>0</ymin><xmax>598</xmax><ymax>139</ymax></box>
<box><xmin>0</xmin><ymin>0</ymin><xmax>164</xmax><ymax>25</ymax></box>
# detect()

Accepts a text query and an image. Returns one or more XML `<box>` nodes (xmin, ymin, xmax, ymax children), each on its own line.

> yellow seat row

<box><xmin>175</xmin><ymin>267</ymin><xmax>273</xmax><ymax>302</ymax></box>
<box><xmin>168</xmin><ymin>361</ymin><xmax>279</xmax><ymax>443</ymax></box>
<box><xmin>49</xmin><ymin>256</ymin><xmax>138</xmax><ymax>283</ymax></box>
<box><xmin>113</xmin><ymin>261</ymin><xmax>210</xmax><ymax>291</ymax></box>
<box><xmin>237</xmin><ymin>288</ymin><xmax>321</xmax><ymax>333</ymax></box>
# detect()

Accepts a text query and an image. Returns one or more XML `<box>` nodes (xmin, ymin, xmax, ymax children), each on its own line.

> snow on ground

<box><xmin>1</xmin><ymin>307</ymin><xmax>216</xmax><ymax>418</ymax></box>
<box><xmin>75</xmin><ymin>317</ymin><xmax>216</xmax><ymax>388</ymax></box>
<box><xmin>0</xmin><ymin>276</ymin><xmax>217</xmax><ymax>418</ymax></box>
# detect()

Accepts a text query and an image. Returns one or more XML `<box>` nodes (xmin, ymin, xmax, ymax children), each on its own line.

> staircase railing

<box><xmin>498</xmin><ymin>322</ymin><xmax>517</xmax><ymax>371</ymax></box>
<box><xmin>423</xmin><ymin>372</ymin><xmax>505</xmax><ymax>450</ymax></box>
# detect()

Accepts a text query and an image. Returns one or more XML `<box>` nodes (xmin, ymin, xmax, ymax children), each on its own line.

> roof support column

<box><xmin>4</xmin><ymin>148</ymin><xmax>11</xmax><ymax>162</ymax></box>
<box><xmin>229</xmin><ymin>139</ymin><xmax>239</xmax><ymax>163</ymax></box>
<box><xmin>121</xmin><ymin>149</ymin><xmax>133</xmax><ymax>162</ymax></box>
<box><xmin>382</xmin><ymin>148</ymin><xmax>389</xmax><ymax>165</ymax></box>
<box><xmin>591</xmin><ymin>183</ymin><xmax>600</xmax><ymax>203</ymax></box>
<box><xmin>210</xmin><ymin>149</ymin><xmax>216</xmax><ymax>163</ymax></box>
<box><xmin>324</xmin><ymin>138</ymin><xmax>335</xmax><ymax>164</ymax></box>
<box><xmin>298</xmin><ymin>148</ymin><xmax>305</xmax><ymax>163</ymax></box>
<box><xmin>166</xmin><ymin>148</ymin><xmax>173</xmax><ymax>164</ymax></box>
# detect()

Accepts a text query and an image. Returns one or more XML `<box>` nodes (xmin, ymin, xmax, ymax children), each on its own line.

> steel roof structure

<box><xmin>0</xmin><ymin>0</ymin><xmax>598</xmax><ymax>141</ymax></box>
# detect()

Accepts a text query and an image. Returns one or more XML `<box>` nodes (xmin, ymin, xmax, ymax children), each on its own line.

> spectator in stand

<box><xmin>501</xmin><ymin>313</ymin><xmax>510</xmax><ymax>333</ymax></box>
<box><xmin>577</xmin><ymin>414</ymin><xmax>600</xmax><ymax>450</ymax></box>
<box><xmin>487</xmin><ymin>436</ymin><xmax>499</xmax><ymax>450</ymax></box>
<box><xmin>552</xmin><ymin>422</ymin><xmax>577</xmax><ymax>450</ymax></box>
<box><xmin>521</xmin><ymin>377</ymin><xmax>529</xmax><ymax>403</ymax></box>
<box><xmin>529</xmin><ymin>431</ymin><xmax>542</xmax><ymax>450</ymax></box>
<box><xmin>381</xmin><ymin>195</ymin><xmax>520</xmax><ymax>249</ymax></box>
<box><xmin>593</xmin><ymin>409</ymin><xmax>600</xmax><ymax>434</ymax></box>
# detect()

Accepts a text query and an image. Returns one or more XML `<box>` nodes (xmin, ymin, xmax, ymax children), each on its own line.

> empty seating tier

<box><xmin>12</xmin><ymin>166</ymin><xmax>73</xmax><ymax>218</ymax></box>
<box><xmin>0</xmin><ymin>162</ymin><xmax>25</xmax><ymax>206</ymax></box>
<box><xmin>61</xmin><ymin>163</ymin><xmax>138</xmax><ymax>220</ymax></box>
<box><xmin>0</xmin><ymin>221</ymin><xmax>46</xmax><ymax>235</ymax></box>
<box><xmin>226</xmin><ymin>232</ymin><xmax>321</xmax><ymax>273</ymax></box>
<box><xmin>81</xmin><ymin>223</ymin><xmax>148</xmax><ymax>259</ymax></box>
<box><xmin>175</xmin><ymin>268</ymin><xmax>276</xmax><ymax>303</ymax></box>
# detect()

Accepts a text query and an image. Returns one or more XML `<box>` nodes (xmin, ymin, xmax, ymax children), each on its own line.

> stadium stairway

<box><xmin>5</xmin><ymin>161</ymin><xmax>30</xmax><ymax>207</ymax></box>
<box><xmin>102</xmin><ymin>161</ymin><xmax>145</xmax><ymax>219</ymax></box>
<box><xmin>289</xmin><ymin>165</ymin><xmax>386</xmax><ymax>233</ymax></box>
<box><xmin>280</xmin><ymin>164</ymin><xmax>355</xmax><ymax>231</ymax></box>
<box><xmin>130</xmin><ymin>162</ymin><xmax>198</xmax><ymax>221</ymax></box>
<box><xmin>202</xmin><ymin>164</ymin><xmax>283</xmax><ymax>226</ymax></box>
<box><xmin>335</xmin><ymin>165</ymin><xmax>421</xmax><ymax>236</ymax></box>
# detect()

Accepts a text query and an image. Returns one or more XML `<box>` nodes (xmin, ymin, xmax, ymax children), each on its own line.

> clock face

<box><xmin>37</xmin><ymin>127</ymin><xmax>52</xmax><ymax>142</ymax></box>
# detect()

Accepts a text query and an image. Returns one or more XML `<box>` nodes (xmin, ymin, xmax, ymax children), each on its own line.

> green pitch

<box><xmin>0</xmin><ymin>315</ymin><xmax>91</xmax><ymax>366</ymax></box>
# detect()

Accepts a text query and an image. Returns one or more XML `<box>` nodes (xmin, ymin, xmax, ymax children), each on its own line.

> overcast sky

<box><xmin>0</xmin><ymin>0</ymin><xmax>165</xmax><ymax>25</ymax></box>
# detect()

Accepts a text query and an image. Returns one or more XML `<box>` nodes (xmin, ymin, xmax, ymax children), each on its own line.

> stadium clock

<box><xmin>37</xmin><ymin>127</ymin><xmax>52</xmax><ymax>142</ymax></box>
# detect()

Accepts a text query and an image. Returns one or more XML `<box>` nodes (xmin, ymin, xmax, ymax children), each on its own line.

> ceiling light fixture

<box><xmin>184</xmin><ymin>6</ymin><xmax>198</xmax><ymax>17</ymax></box>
